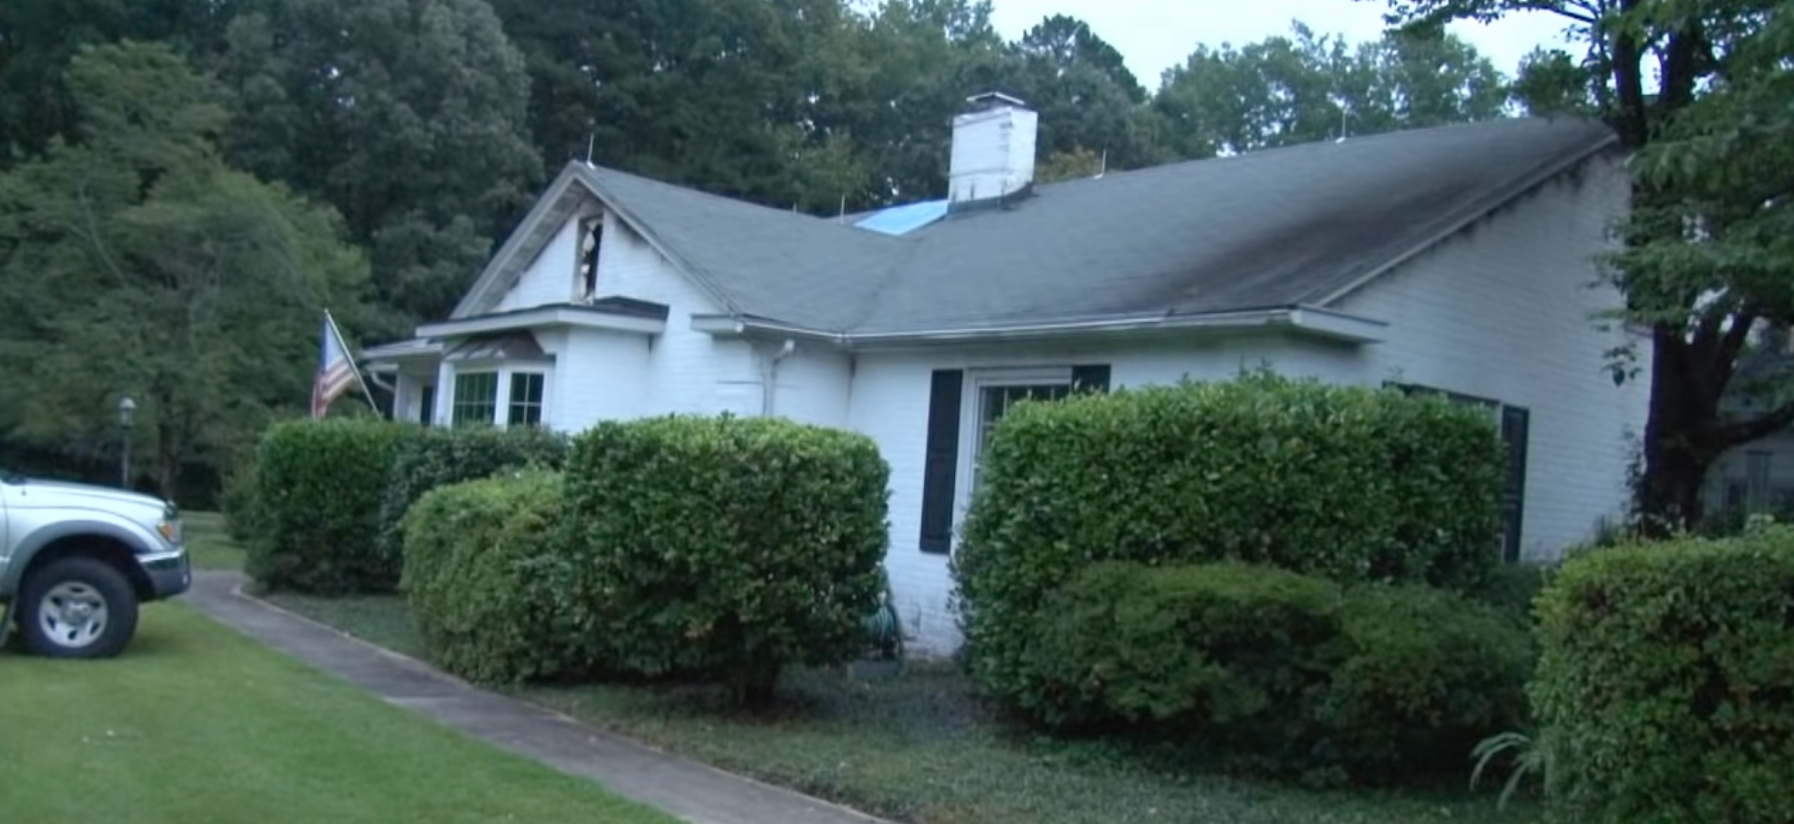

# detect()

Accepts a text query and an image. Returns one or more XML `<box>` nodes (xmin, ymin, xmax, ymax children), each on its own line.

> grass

<box><xmin>0</xmin><ymin>602</ymin><xmax>678</xmax><ymax>824</ymax></box>
<box><xmin>268</xmin><ymin>592</ymin><xmax>1543</xmax><ymax>824</ymax></box>
<box><xmin>181</xmin><ymin>510</ymin><xmax>245</xmax><ymax>571</ymax></box>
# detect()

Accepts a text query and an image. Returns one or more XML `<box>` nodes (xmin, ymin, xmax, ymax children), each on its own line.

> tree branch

<box><xmin>1705</xmin><ymin>398</ymin><xmax>1794</xmax><ymax>452</ymax></box>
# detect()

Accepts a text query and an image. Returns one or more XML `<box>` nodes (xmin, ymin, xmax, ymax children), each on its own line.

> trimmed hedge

<box><xmin>402</xmin><ymin>470</ymin><xmax>590</xmax><ymax>684</ymax></box>
<box><xmin>375</xmin><ymin>425</ymin><xmax>569</xmax><ymax>571</ymax></box>
<box><xmin>245</xmin><ymin>418</ymin><xmax>414</xmax><ymax>594</ymax></box>
<box><xmin>1032</xmin><ymin>562</ymin><xmax>1531</xmax><ymax>786</ymax></box>
<box><xmin>565</xmin><ymin>414</ymin><xmax>889</xmax><ymax>706</ymax></box>
<box><xmin>1314</xmin><ymin>582</ymin><xmax>1533</xmax><ymax>784</ymax></box>
<box><xmin>954</xmin><ymin>372</ymin><xmax>1506</xmax><ymax>713</ymax></box>
<box><xmin>1531</xmin><ymin>528</ymin><xmax>1794</xmax><ymax>823</ymax></box>
<box><xmin>1033</xmin><ymin>562</ymin><xmax>1339</xmax><ymax>766</ymax></box>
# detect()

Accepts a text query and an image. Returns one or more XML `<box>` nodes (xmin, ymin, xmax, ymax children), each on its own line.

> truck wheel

<box><xmin>18</xmin><ymin>557</ymin><xmax>140</xmax><ymax>659</ymax></box>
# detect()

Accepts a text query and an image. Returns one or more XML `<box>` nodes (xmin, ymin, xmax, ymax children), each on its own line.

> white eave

<box><xmin>690</xmin><ymin>305</ymin><xmax>1388</xmax><ymax>348</ymax></box>
<box><xmin>417</xmin><ymin>305</ymin><xmax>666</xmax><ymax>339</ymax></box>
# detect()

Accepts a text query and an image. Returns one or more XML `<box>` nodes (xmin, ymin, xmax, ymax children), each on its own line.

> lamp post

<box><xmin>118</xmin><ymin>396</ymin><xmax>136</xmax><ymax>489</ymax></box>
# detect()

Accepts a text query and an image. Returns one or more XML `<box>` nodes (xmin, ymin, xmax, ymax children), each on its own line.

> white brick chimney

<box><xmin>947</xmin><ymin>92</ymin><xmax>1037</xmax><ymax>208</ymax></box>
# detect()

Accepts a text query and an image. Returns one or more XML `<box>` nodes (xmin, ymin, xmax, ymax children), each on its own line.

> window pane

<box><xmin>972</xmin><ymin>383</ymin><xmax>1071</xmax><ymax>490</ymax></box>
<box><xmin>451</xmin><ymin>372</ymin><xmax>497</xmax><ymax>426</ymax></box>
<box><xmin>508</xmin><ymin>372</ymin><xmax>544</xmax><ymax>427</ymax></box>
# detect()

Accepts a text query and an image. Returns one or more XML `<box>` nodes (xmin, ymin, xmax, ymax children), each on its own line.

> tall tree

<box><xmin>0</xmin><ymin>41</ymin><xmax>372</xmax><ymax>497</ymax></box>
<box><xmin>1362</xmin><ymin>0</ymin><xmax>1788</xmax><ymax>529</ymax></box>
<box><xmin>215</xmin><ymin>0</ymin><xmax>541</xmax><ymax>329</ymax></box>
<box><xmin>0</xmin><ymin>0</ymin><xmax>236</xmax><ymax>166</ymax></box>
<box><xmin>1154</xmin><ymin>21</ymin><xmax>1510</xmax><ymax>157</ymax></box>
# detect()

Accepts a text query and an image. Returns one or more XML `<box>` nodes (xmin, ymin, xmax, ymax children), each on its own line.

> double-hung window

<box><xmin>451</xmin><ymin>372</ymin><xmax>498</xmax><ymax>426</ymax></box>
<box><xmin>968</xmin><ymin>377</ymin><xmax>1075</xmax><ymax>493</ymax></box>
<box><xmin>449</xmin><ymin>368</ymin><xmax>547</xmax><ymax>428</ymax></box>
<box><xmin>508</xmin><ymin>372</ymin><xmax>545</xmax><ymax>427</ymax></box>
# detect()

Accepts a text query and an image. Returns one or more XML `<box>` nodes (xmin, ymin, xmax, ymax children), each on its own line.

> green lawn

<box><xmin>0</xmin><ymin>603</ymin><xmax>678</xmax><ymax>824</ymax></box>
<box><xmin>268</xmin><ymin>592</ymin><xmax>1543</xmax><ymax>824</ymax></box>
<box><xmin>181</xmin><ymin>510</ymin><xmax>246</xmax><ymax>571</ymax></box>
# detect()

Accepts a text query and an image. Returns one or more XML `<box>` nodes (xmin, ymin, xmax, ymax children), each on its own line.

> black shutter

<box><xmin>1499</xmin><ymin>406</ymin><xmax>1530</xmax><ymax>563</ymax></box>
<box><xmin>1071</xmin><ymin>364</ymin><xmax>1111</xmax><ymax>393</ymax></box>
<box><xmin>919</xmin><ymin>369</ymin><xmax>964</xmax><ymax>554</ymax></box>
<box><xmin>419</xmin><ymin>385</ymin><xmax>436</xmax><ymax>426</ymax></box>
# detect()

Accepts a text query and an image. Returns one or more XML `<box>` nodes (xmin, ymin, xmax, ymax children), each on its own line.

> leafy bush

<box><xmin>220</xmin><ymin>446</ymin><xmax>265</xmax><ymax>545</ymax></box>
<box><xmin>375</xmin><ymin>425</ymin><xmax>568</xmax><ymax>570</ymax></box>
<box><xmin>565</xmin><ymin>414</ymin><xmax>889</xmax><ymax>706</ymax></box>
<box><xmin>955</xmin><ymin>372</ymin><xmax>1507</xmax><ymax>709</ymax></box>
<box><xmin>1032</xmin><ymin>562</ymin><xmax>1532</xmax><ymax>786</ymax></box>
<box><xmin>1032</xmin><ymin>562</ymin><xmax>1340</xmax><ymax>766</ymax></box>
<box><xmin>1469</xmin><ymin>561</ymin><xmax>1552</xmax><ymax>628</ymax></box>
<box><xmin>1531</xmin><ymin>528</ymin><xmax>1794</xmax><ymax>823</ymax></box>
<box><xmin>402</xmin><ymin>470</ymin><xmax>591</xmax><ymax>684</ymax></box>
<box><xmin>245</xmin><ymin>418</ymin><xmax>415</xmax><ymax>593</ymax></box>
<box><xmin>1314</xmin><ymin>583</ymin><xmax>1533</xmax><ymax>785</ymax></box>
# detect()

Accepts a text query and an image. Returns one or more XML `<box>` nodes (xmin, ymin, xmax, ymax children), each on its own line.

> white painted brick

<box><xmin>1333</xmin><ymin>151</ymin><xmax>1651</xmax><ymax>562</ymax></box>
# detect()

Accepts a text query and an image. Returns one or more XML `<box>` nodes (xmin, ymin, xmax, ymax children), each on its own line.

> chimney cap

<box><xmin>963</xmin><ymin>91</ymin><xmax>1029</xmax><ymax>112</ymax></box>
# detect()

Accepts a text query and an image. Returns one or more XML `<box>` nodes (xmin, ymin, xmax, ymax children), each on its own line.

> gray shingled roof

<box><xmin>575</xmin><ymin>164</ymin><xmax>911</xmax><ymax>330</ymax></box>
<box><xmin>565</xmin><ymin>116</ymin><xmax>1619</xmax><ymax>334</ymax></box>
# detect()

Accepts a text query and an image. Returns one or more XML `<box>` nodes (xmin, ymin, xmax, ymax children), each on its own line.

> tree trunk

<box><xmin>1637</xmin><ymin>327</ymin><xmax>1720</xmax><ymax>535</ymax></box>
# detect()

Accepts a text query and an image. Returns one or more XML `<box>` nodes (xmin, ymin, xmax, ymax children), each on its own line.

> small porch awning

<box><xmin>443</xmin><ymin>332</ymin><xmax>548</xmax><ymax>363</ymax></box>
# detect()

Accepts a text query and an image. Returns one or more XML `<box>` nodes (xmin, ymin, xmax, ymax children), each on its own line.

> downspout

<box><xmin>760</xmin><ymin>339</ymin><xmax>797</xmax><ymax>417</ymax></box>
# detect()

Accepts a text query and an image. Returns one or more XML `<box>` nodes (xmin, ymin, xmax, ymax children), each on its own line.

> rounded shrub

<box><xmin>954</xmin><ymin>372</ymin><xmax>1506</xmax><ymax>710</ymax></box>
<box><xmin>1530</xmin><ymin>527</ymin><xmax>1794</xmax><ymax>823</ymax></box>
<box><xmin>245</xmin><ymin>417</ymin><xmax>416</xmax><ymax>593</ymax></box>
<box><xmin>402</xmin><ymin>469</ymin><xmax>591</xmax><ymax>684</ymax></box>
<box><xmin>1032</xmin><ymin>561</ymin><xmax>1341</xmax><ymax>764</ymax></box>
<box><xmin>375</xmin><ymin>425</ymin><xmax>569</xmax><ymax>569</ymax></box>
<box><xmin>1314</xmin><ymin>583</ymin><xmax>1533</xmax><ymax>785</ymax></box>
<box><xmin>1030</xmin><ymin>561</ymin><xmax>1533</xmax><ymax>786</ymax></box>
<box><xmin>565</xmin><ymin>414</ymin><xmax>890</xmax><ymax>706</ymax></box>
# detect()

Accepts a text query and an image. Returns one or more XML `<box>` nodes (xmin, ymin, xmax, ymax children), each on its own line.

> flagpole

<box><xmin>325</xmin><ymin>309</ymin><xmax>381</xmax><ymax>416</ymax></box>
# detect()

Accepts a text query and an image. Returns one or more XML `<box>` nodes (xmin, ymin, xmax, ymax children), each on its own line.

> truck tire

<box><xmin>17</xmin><ymin>556</ymin><xmax>140</xmax><ymax>659</ymax></box>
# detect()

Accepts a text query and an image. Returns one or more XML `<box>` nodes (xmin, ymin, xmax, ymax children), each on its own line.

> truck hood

<box><xmin>4</xmin><ymin>478</ymin><xmax>170</xmax><ymax>513</ymax></box>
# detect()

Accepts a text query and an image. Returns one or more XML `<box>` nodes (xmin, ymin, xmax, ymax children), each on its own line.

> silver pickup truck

<box><xmin>0</xmin><ymin>467</ymin><xmax>192</xmax><ymax>658</ymax></box>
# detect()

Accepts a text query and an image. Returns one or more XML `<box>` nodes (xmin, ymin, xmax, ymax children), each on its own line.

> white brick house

<box><xmin>364</xmin><ymin>94</ymin><xmax>1651</xmax><ymax>654</ymax></box>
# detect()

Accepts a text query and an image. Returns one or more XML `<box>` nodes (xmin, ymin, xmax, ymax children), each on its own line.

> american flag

<box><xmin>310</xmin><ymin>311</ymin><xmax>361</xmax><ymax>419</ymax></box>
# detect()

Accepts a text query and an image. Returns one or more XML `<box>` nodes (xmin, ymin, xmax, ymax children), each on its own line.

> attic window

<box><xmin>578</xmin><ymin>215</ymin><xmax>604</xmax><ymax>300</ymax></box>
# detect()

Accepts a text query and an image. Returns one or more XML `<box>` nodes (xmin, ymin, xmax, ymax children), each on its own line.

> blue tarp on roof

<box><xmin>852</xmin><ymin>199</ymin><xmax>949</xmax><ymax>236</ymax></box>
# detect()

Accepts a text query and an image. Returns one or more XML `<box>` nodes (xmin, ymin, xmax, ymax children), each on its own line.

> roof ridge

<box><xmin>586</xmin><ymin>163</ymin><xmax>914</xmax><ymax>246</ymax></box>
<box><xmin>1029</xmin><ymin>115</ymin><xmax>1612</xmax><ymax>195</ymax></box>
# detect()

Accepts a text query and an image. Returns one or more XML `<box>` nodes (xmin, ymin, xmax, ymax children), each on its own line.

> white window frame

<box><xmin>952</xmin><ymin>366</ymin><xmax>1075</xmax><ymax>524</ymax></box>
<box><xmin>504</xmin><ymin>370</ymin><xmax>549</xmax><ymax>428</ymax></box>
<box><xmin>447</xmin><ymin>363</ymin><xmax>552</xmax><ymax>429</ymax></box>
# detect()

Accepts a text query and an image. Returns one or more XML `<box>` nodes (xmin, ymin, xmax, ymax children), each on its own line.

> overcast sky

<box><xmin>987</xmin><ymin>0</ymin><xmax>1582</xmax><ymax>89</ymax></box>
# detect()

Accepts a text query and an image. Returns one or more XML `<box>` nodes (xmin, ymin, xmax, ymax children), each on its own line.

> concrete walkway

<box><xmin>180</xmin><ymin>570</ymin><xmax>889</xmax><ymax>824</ymax></box>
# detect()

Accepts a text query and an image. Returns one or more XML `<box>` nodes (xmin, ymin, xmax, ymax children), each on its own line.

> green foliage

<box><xmin>1470</xmin><ymin>729</ymin><xmax>1552</xmax><ymax>812</ymax></box>
<box><xmin>375</xmin><ymin>425</ymin><xmax>569</xmax><ymax>571</ymax></box>
<box><xmin>0</xmin><ymin>41</ymin><xmax>373</xmax><ymax>498</ymax></box>
<box><xmin>401</xmin><ymin>470</ymin><xmax>591</xmax><ymax>684</ymax></box>
<box><xmin>1031</xmin><ymin>562</ymin><xmax>1340</xmax><ymax>764</ymax></box>
<box><xmin>218</xmin><ymin>0</ymin><xmax>543</xmax><ymax>327</ymax></box>
<box><xmin>246</xmin><ymin>418</ymin><xmax>415</xmax><ymax>594</ymax></box>
<box><xmin>1530</xmin><ymin>527</ymin><xmax>1794</xmax><ymax>823</ymax></box>
<box><xmin>219</xmin><ymin>445</ymin><xmax>266</xmax><ymax>544</ymax></box>
<box><xmin>1313</xmin><ymin>583</ymin><xmax>1533</xmax><ymax>784</ymax></box>
<box><xmin>1153</xmin><ymin>21</ymin><xmax>1511</xmax><ymax>157</ymax></box>
<box><xmin>565</xmin><ymin>414</ymin><xmax>889</xmax><ymax>706</ymax></box>
<box><xmin>955</xmin><ymin>371</ymin><xmax>1507</xmax><ymax>710</ymax></box>
<box><xmin>1029</xmin><ymin>562</ymin><xmax>1531</xmax><ymax>785</ymax></box>
<box><xmin>1468</xmin><ymin>560</ymin><xmax>1551</xmax><ymax>627</ymax></box>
